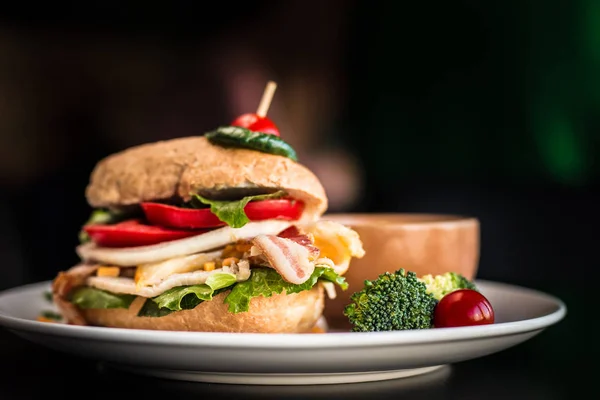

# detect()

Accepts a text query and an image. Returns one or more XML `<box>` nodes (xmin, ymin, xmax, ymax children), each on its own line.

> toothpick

<box><xmin>256</xmin><ymin>81</ymin><xmax>278</xmax><ymax>117</ymax></box>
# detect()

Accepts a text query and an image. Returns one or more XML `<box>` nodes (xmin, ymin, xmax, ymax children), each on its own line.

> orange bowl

<box><xmin>320</xmin><ymin>213</ymin><xmax>480</xmax><ymax>325</ymax></box>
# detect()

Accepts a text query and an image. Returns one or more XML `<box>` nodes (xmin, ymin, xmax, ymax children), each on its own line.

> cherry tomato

<box><xmin>434</xmin><ymin>289</ymin><xmax>495</xmax><ymax>328</ymax></box>
<box><xmin>141</xmin><ymin>199</ymin><xmax>304</xmax><ymax>229</ymax></box>
<box><xmin>83</xmin><ymin>219</ymin><xmax>206</xmax><ymax>248</ymax></box>
<box><xmin>231</xmin><ymin>113</ymin><xmax>280</xmax><ymax>136</ymax></box>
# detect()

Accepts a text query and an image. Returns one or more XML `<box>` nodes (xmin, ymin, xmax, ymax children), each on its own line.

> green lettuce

<box><xmin>223</xmin><ymin>266</ymin><xmax>347</xmax><ymax>313</ymax></box>
<box><xmin>192</xmin><ymin>191</ymin><xmax>285</xmax><ymax>228</ymax></box>
<box><xmin>70</xmin><ymin>267</ymin><xmax>347</xmax><ymax>317</ymax></box>
<box><xmin>40</xmin><ymin>310</ymin><xmax>63</xmax><ymax>321</ymax></box>
<box><xmin>70</xmin><ymin>287</ymin><xmax>136</xmax><ymax>309</ymax></box>
<box><xmin>320</xmin><ymin>268</ymin><xmax>350</xmax><ymax>291</ymax></box>
<box><xmin>137</xmin><ymin>272</ymin><xmax>237</xmax><ymax>317</ymax></box>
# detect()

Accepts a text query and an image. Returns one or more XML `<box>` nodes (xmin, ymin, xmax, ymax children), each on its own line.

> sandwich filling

<box><xmin>53</xmin><ymin>191</ymin><xmax>364</xmax><ymax>325</ymax></box>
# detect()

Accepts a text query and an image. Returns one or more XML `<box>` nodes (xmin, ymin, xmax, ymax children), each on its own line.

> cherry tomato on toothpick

<box><xmin>434</xmin><ymin>289</ymin><xmax>495</xmax><ymax>328</ymax></box>
<box><xmin>231</xmin><ymin>113</ymin><xmax>280</xmax><ymax>136</ymax></box>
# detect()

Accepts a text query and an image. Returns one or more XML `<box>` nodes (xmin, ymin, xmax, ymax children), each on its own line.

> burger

<box><xmin>51</xmin><ymin>110</ymin><xmax>365</xmax><ymax>333</ymax></box>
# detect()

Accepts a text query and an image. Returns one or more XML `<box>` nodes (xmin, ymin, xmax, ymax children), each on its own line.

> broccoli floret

<box><xmin>343</xmin><ymin>269</ymin><xmax>437</xmax><ymax>332</ymax></box>
<box><xmin>419</xmin><ymin>272</ymin><xmax>478</xmax><ymax>300</ymax></box>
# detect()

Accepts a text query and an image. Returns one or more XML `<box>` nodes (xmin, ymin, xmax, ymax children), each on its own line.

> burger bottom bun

<box><xmin>81</xmin><ymin>286</ymin><xmax>324</xmax><ymax>333</ymax></box>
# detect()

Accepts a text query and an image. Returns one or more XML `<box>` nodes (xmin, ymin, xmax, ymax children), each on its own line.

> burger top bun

<box><xmin>85</xmin><ymin>136</ymin><xmax>328</xmax><ymax>222</ymax></box>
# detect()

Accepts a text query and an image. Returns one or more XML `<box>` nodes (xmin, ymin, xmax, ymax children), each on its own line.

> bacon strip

<box><xmin>277</xmin><ymin>227</ymin><xmax>319</xmax><ymax>258</ymax></box>
<box><xmin>277</xmin><ymin>226</ymin><xmax>301</xmax><ymax>238</ymax></box>
<box><xmin>51</xmin><ymin>263</ymin><xmax>99</xmax><ymax>326</ymax></box>
<box><xmin>251</xmin><ymin>235</ymin><xmax>318</xmax><ymax>284</ymax></box>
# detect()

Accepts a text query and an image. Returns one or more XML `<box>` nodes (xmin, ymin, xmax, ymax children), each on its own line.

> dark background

<box><xmin>0</xmin><ymin>0</ymin><xmax>592</xmax><ymax>392</ymax></box>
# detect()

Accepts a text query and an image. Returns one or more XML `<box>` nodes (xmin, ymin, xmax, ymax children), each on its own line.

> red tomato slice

<box><xmin>83</xmin><ymin>219</ymin><xmax>207</xmax><ymax>248</ymax></box>
<box><xmin>141</xmin><ymin>199</ymin><xmax>304</xmax><ymax>229</ymax></box>
<box><xmin>231</xmin><ymin>113</ymin><xmax>280</xmax><ymax>136</ymax></box>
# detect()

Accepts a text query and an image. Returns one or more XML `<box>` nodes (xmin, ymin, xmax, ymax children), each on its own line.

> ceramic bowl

<box><xmin>321</xmin><ymin>213</ymin><xmax>480</xmax><ymax>324</ymax></box>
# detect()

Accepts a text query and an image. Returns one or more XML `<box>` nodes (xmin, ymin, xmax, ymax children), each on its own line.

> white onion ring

<box><xmin>77</xmin><ymin>220</ymin><xmax>292</xmax><ymax>266</ymax></box>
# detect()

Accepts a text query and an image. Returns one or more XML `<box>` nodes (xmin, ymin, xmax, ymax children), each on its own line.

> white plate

<box><xmin>0</xmin><ymin>280</ymin><xmax>565</xmax><ymax>385</ymax></box>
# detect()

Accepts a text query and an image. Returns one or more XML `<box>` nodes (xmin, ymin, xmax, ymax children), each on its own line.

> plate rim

<box><xmin>0</xmin><ymin>279</ymin><xmax>567</xmax><ymax>349</ymax></box>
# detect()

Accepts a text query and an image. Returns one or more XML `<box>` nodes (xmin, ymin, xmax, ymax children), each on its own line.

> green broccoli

<box><xmin>419</xmin><ymin>272</ymin><xmax>478</xmax><ymax>301</ymax></box>
<box><xmin>343</xmin><ymin>269</ymin><xmax>437</xmax><ymax>332</ymax></box>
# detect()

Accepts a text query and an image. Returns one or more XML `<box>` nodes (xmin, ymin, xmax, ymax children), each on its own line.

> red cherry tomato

<box><xmin>83</xmin><ymin>219</ymin><xmax>206</xmax><ymax>248</ymax></box>
<box><xmin>231</xmin><ymin>113</ymin><xmax>280</xmax><ymax>136</ymax></box>
<box><xmin>141</xmin><ymin>199</ymin><xmax>304</xmax><ymax>229</ymax></box>
<box><xmin>434</xmin><ymin>289</ymin><xmax>495</xmax><ymax>328</ymax></box>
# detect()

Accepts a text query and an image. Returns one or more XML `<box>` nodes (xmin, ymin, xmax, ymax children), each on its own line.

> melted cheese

<box><xmin>96</xmin><ymin>266</ymin><xmax>120</xmax><ymax>277</ymax></box>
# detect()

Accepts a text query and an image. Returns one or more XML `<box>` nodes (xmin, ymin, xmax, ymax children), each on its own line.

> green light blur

<box><xmin>534</xmin><ymin>106</ymin><xmax>586</xmax><ymax>184</ymax></box>
<box><xmin>530</xmin><ymin>0</ymin><xmax>598</xmax><ymax>185</ymax></box>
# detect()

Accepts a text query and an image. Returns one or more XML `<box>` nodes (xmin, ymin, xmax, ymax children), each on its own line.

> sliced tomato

<box><xmin>83</xmin><ymin>219</ymin><xmax>207</xmax><ymax>248</ymax></box>
<box><xmin>141</xmin><ymin>199</ymin><xmax>304</xmax><ymax>229</ymax></box>
<box><xmin>244</xmin><ymin>199</ymin><xmax>304</xmax><ymax>221</ymax></box>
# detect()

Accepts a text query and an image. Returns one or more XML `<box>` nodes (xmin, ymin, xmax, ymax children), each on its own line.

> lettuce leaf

<box><xmin>153</xmin><ymin>273</ymin><xmax>236</xmax><ymax>310</ymax></box>
<box><xmin>223</xmin><ymin>266</ymin><xmax>347</xmax><ymax>313</ymax></box>
<box><xmin>192</xmin><ymin>191</ymin><xmax>285</xmax><ymax>228</ymax></box>
<box><xmin>70</xmin><ymin>287</ymin><xmax>136</xmax><ymax>309</ymax></box>
<box><xmin>320</xmin><ymin>268</ymin><xmax>349</xmax><ymax>291</ymax></box>
<box><xmin>137</xmin><ymin>272</ymin><xmax>236</xmax><ymax>317</ymax></box>
<box><xmin>41</xmin><ymin>310</ymin><xmax>63</xmax><ymax>321</ymax></box>
<box><xmin>136</xmin><ymin>298</ymin><xmax>176</xmax><ymax>317</ymax></box>
<box><xmin>71</xmin><ymin>267</ymin><xmax>347</xmax><ymax>317</ymax></box>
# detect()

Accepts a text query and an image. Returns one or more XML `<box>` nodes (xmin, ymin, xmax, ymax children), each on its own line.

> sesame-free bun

<box><xmin>85</xmin><ymin>136</ymin><xmax>328</xmax><ymax>221</ymax></box>
<box><xmin>80</xmin><ymin>286</ymin><xmax>324</xmax><ymax>333</ymax></box>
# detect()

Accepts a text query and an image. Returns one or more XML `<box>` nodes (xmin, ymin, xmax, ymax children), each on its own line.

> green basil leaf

<box><xmin>206</xmin><ymin>126</ymin><xmax>298</xmax><ymax>161</ymax></box>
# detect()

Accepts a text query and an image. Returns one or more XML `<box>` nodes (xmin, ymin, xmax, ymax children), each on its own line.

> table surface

<box><xmin>0</xmin><ymin>320</ymin><xmax>586</xmax><ymax>400</ymax></box>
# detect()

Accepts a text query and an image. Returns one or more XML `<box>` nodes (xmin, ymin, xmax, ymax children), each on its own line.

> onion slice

<box><xmin>77</xmin><ymin>220</ymin><xmax>292</xmax><ymax>267</ymax></box>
